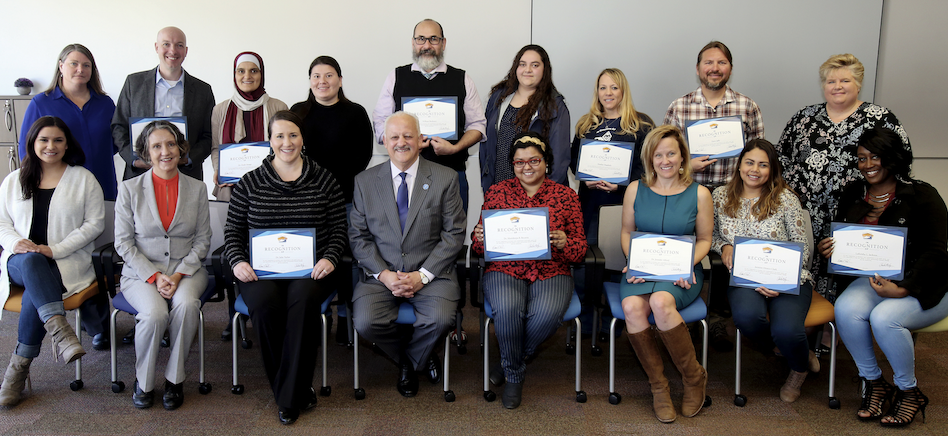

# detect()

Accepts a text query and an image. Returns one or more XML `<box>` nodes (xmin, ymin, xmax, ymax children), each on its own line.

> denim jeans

<box><xmin>7</xmin><ymin>253</ymin><xmax>67</xmax><ymax>358</ymax></box>
<box><xmin>835</xmin><ymin>277</ymin><xmax>948</xmax><ymax>389</ymax></box>
<box><xmin>728</xmin><ymin>283</ymin><xmax>812</xmax><ymax>372</ymax></box>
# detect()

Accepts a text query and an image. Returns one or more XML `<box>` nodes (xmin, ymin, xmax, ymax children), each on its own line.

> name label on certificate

<box><xmin>401</xmin><ymin>97</ymin><xmax>459</xmax><ymax>140</ymax></box>
<box><xmin>729</xmin><ymin>237</ymin><xmax>804</xmax><ymax>294</ymax></box>
<box><xmin>130</xmin><ymin>117</ymin><xmax>190</xmax><ymax>164</ymax></box>
<box><xmin>627</xmin><ymin>232</ymin><xmax>695</xmax><ymax>282</ymax></box>
<box><xmin>482</xmin><ymin>208</ymin><xmax>551</xmax><ymax>261</ymax></box>
<box><xmin>684</xmin><ymin>115</ymin><xmax>744</xmax><ymax>159</ymax></box>
<box><xmin>249</xmin><ymin>228</ymin><xmax>316</xmax><ymax>280</ymax></box>
<box><xmin>218</xmin><ymin>141</ymin><xmax>270</xmax><ymax>184</ymax></box>
<box><xmin>575</xmin><ymin>140</ymin><xmax>635</xmax><ymax>185</ymax></box>
<box><xmin>828</xmin><ymin>223</ymin><xmax>907</xmax><ymax>280</ymax></box>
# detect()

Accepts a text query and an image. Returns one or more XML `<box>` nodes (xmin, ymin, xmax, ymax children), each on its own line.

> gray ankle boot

<box><xmin>0</xmin><ymin>354</ymin><xmax>33</xmax><ymax>407</ymax></box>
<box><xmin>44</xmin><ymin>315</ymin><xmax>86</xmax><ymax>363</ymax></box>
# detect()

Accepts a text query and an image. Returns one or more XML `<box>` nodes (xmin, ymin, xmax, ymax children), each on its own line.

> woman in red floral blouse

<box><xmin>472</xmin><ymin>132</ymin><xmax>586</xmax><ymax>409</ymax></box>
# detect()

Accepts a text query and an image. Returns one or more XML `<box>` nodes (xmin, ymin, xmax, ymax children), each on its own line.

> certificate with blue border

<box><xmin>627</xmin><ymin>232</ymin><xmax>695</xmax><ymax>282</ymax></box>
<box><xmin>401</xmin><ymin>97</ymin><xmax>459</xmax><ymax>140</ymax></box>
<box><xmin>218</xmin><ymin>141</ymin><xmax>270</xmax><ymax>184</ymax></box>
<box><xmin>729</xmin><ymin>237</ymin><xmax>804</xmax><ymax>294</ymax></box>
<box><xmin>828</xmin><ymin>223</ymin><xmax>907</xmax><ymax>280</ymax></box>
<box><xmin>130</xmin><ymin>117</ymin><xmax>189</xmax><ymax>163</ymax></box>
<box><xmin>482</xmin><ymin>208</ymin><xmax>551</xmax><ymax>261</ymax></box>
<box><xmin>684</xmin><ymin>115</ymin><xmax>744</xmax><ymax>159</ymax></box>
<box><xmin>249</xmin><ymin>228</ymin><xmax>316</xmax><ymax>280</ymax></box>
<box><xmin>575</xmin><ymin>139</ymin><xmax>635</xmax><ymax>185</ymax></box>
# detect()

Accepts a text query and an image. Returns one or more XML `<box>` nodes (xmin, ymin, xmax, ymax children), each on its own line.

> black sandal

<box><xmin>881</xmin><ymin>386</ymin><xmax>929</xmax><ymax>427</ymax></box>
<box><xmin>857</xmin><ymin>377</ymin><xmax>894</xmax><ymax>421</ymax></box>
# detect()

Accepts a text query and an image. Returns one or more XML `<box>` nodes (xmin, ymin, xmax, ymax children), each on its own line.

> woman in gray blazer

<box><xmin>114</xmin><ymin>121</ymin><xmax>211</xmax><ymax>410</ymax></box>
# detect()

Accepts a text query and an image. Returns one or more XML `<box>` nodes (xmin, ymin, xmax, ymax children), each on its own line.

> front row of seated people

<box><xmin>0</xmin><ymin>112</ymin><xmax>944</xmax><ymax>427</ymax></box>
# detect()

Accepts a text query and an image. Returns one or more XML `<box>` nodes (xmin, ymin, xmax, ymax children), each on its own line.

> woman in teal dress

<box><xmin>619</xmin><ymin>125</ymin><xmax>713</xmax><ymax>423</ymax></box>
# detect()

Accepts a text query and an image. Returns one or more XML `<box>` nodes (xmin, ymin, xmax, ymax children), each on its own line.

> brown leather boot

<box><xmin>628</xmin><ymin>328</ymin><xmax>676</xmax><ymax>423</ymax></box>
<box><xmin>0</xmin><ymin>354</ymin><xmax>33</xmax><ymax>407</ymax></box>
<box><xmin>43</xmin><ymin>315</ymin><xmax>86</xmax><ymax>363</ymax></box>
<box><xmin>658</xmin><ymin>322</ymin><xmax>707</xmax><ymax>417</ymax></box>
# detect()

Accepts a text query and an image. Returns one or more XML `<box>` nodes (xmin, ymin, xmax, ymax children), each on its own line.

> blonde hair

<box><xmin>640</xmin><ymin>125</ymin><xmax>692</xmax><ymax>187</ymax></box>
<box><xmin>575</xmin><ymin>68</ymin><xmax>652</xmax><ymax>139</ymax></box>
<box><xmin>819</xmin><ymin>54</ymin><xmax>864</xmax><ymax>91</ymax></box>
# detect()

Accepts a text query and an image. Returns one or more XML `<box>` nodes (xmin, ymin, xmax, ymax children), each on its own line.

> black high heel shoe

<box><xmin>857</xmin><ymin>377</ymin><xmax>894</xmax><ymax>421</ymax></box>
<box><xmin>881</xmin><ymin>386</ymin><xmax>929</xmax><ymax>427</ymax></box>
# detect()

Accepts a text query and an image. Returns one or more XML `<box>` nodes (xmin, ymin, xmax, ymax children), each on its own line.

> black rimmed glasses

<box><xmin>413</xmin><ymin>36</ymin><xmax>443</xmax><ymax>45</ymax></box>
<box><xmin>512</xmin><ymin>158</ymin><xmax>543</xmax><ymax>168</ymax></box>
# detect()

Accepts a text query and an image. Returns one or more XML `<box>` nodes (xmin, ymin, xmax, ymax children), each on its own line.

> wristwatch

<box><xmin>420</xmin><ymin>273</ymin><xmax>430</xmax><ymax>285</ymax></box>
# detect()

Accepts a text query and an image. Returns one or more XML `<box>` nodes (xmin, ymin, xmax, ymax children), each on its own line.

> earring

<box><xmin>678</xmin><ymin>167</ymin><xmax>684</xmax><ymax>174</ymax></box>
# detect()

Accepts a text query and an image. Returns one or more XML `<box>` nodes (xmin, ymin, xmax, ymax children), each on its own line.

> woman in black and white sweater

<box><xmin>223</xmin><ymin>110</ymin><xmax>347</xmax><ymax>425</ymax></box>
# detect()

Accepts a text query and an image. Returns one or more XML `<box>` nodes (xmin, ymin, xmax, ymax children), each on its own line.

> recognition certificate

<box><xmin>627</xmin><ymin>232</ymin><xmax>696</xmax><ymax>282</ymax></box>
<box><xmin>482</xmin><ymin>208</ymin><xmax>551</xmax><ymax>261</ymax></box>
<box><xmin>130</xmin><ymin>117</ymin><xmax>189</xmax><ymax>163</ymax></box>
<box><xmin>401</xmin><ymin>97</ymin><xmax>459</xmax><ymax>140</ymax></box>
<box><xmin>828</xmin><ymin>223</ymin><xmax>907</xmax><ymax>280</ymax></box>
<box><xmin>218</xmin><ymin>141</ymin><xmax>271</xmax><ymax>184</ymax></box>
<box><xmin>684</xmin><ymin>115</ymin><xmax>745</xmax><ymax>159</ymax></box>
<box><xmin>729</xmin><ymin>237</ymin><xmax>804</xmax><ymax>295</ymax></box>
<box><xmin>249</xmin><ymin>228</ymin><xmax>316</xmax><ymax>280</ymax></box>
<box><xmin>575</xmin><ymin>140</ymin><xmax>635</xmax><ymax>185</ymax></box>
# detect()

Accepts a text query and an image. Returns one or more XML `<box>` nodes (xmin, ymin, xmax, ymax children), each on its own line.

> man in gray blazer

<box><xmin>349</xmin><ymin>111</ymin><xmax>465</xmax><ymax>397</ymax></box>
<box><xmin>111</xmin><ymin>26</ymin><xmax>214</xmax><ymax>181</ymax></box>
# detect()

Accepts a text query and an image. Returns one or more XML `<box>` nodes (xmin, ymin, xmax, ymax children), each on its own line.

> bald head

<box><xmin>155</xmin><ymin>26</ymin><xmax>188</xmax><ymax>80</ymax></box>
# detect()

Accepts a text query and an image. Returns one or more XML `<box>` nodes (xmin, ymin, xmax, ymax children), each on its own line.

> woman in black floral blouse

<box><xmin>775</xmin><ymin>53</ymin><xmax>910</xmax><ymax>300</ymax></box>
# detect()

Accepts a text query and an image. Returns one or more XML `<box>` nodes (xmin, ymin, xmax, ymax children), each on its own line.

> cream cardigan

<box><xmin>0</xmin><ymin>165</ymin><xmax>105</xmax><ymax>318</ymax></box>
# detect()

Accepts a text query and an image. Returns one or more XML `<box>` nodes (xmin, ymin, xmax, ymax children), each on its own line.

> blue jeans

<box><xmin>7</xmin><ymin>253</ymin><xmax>67</xmax><ymax>358</ymax></box>
<box><xmin>728</xmin><ymin>283</ymin><xmax>811</xmax><ymax>373</ymax></box>
<box><xmin>835</xmin><ymin>277</ymin><xmax>948</xmax><ymax>389</ymax></box>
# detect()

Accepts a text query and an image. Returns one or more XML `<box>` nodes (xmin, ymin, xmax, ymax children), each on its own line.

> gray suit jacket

<box><xmin>349</xmin><ymin>157</ymin><xmax>465</xmax><ymax>296</ymax></box>
<box><xmin>114</xmin><ymin>169</ymin><xmax>212</xmax><ymax>282</ymax></box>
<box><xmin>111</xmin><ymin>67</ymin><xmax>215</xmax><ymax>181</ymax></box>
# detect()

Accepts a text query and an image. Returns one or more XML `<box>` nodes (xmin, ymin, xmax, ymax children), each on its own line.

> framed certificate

<box><xmin>218</xmin><ymin>141</ymin><xmax>270</xmax><ymax>184</ymax></box>
<box><xmin>684</xmin><ymin>115</ymin><xmax>745</xmax><ymax>159</ymax></box>
<box><xmin>249</xmin><ymin>228</ymin><xmax>316</xmax><ymax>279</ymax></box>
<box><xmin>729</xmin><ymin>237</ymin><xmax>804</xmax><ymax>295</ymax></box>
<box><xmin>401</xmin><ymin>97</ymin><xmax>459</xmax><ymax>140</ymax></box>
<box><xmin>130</xmin><ymin>117</ymin><xmax>190</xmax><ymax>164</ymax></box>
<box><xmin>575</xmin><ymin>139</ymin><xmax>635</xmax><ymax>185</ymax></box>
<box><xmin>627</xmin><ymin>232</ymin><xmax>696</xmax><ymax>282</ymax></box>
<box><xmin>482</xmin><ymin>207</ymin><xmax>551</xmax><ymax>261</ymax></box>
<box><xmin>828</xmin><ymin>223</ymin><xmax>907</xmax><ymax>280</ymax></box>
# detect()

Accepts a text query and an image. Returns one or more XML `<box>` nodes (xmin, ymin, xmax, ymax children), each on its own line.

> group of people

<box><xmin>0</xmin><ymin>18</ymin><xmax>944</xmax><ymax>430</ymax></box>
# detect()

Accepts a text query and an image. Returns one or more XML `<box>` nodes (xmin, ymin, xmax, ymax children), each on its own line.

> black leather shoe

<box><xmin>132</xmin><ymin>380</ymin><xmax>154</xmax><ymax>409</ymax></box>
<box><xmin>92</xmin><ymin>333</ymin><xmax>110</xmax><ymax>351</ymax></box>
<box><xmin>489</xmin><ymin>364</ymin><xmax>505</xmax><ymax>387</ymax></box>
<box><xmin>220</xmin><ymin>325</ymin><xmax>232</xmax><ymax>342</ymax></box>
<box><xmin>304</xmin><ymin>387</ymin><xmax>318</xmax><ymax>410</ymax></box>
<box><xmin>423</xmin><ymin>355</ymin><xmax>442</xmax><ymax>384</ymax></box>
<box><xmin>122</xmin><ymin>327</ymin><xmax>135</xmax><ymax>345</ymax></box>
<box><xmin>160</xmin><ymin>333</ymin><xmax>170</xmax><ymax>348</ymax></box>
<box><xmin>278</xmin><ymin>407</ymin><xmax>299</xmax><ymax>425</ymax></box>
<box><xmin>396</xmin><ymin>362</ymin><xmax>418</xmax><ymax>397</ymax></box>
<box><xmin>162</xmin><ymin>380</ymin><xmax>184</xmax><ymax>410</ymax></box>
<box><xmin>502</xmin><ymin>382</ymin><xmax>523</xmax><ymax>409</ymax></box>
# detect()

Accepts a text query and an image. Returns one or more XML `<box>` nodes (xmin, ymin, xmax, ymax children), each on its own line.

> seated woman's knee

<box><xmin>622</xmin><ymin>296</ymin><xmax>649</xmax><ymax>320</ymax></box>
<box><xmin>648</xmin><ymin>293</ymin><xmax>677</xmax><ymax>320</ymax></box>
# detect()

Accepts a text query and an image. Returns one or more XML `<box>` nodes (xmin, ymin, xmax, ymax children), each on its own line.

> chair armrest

<box><xmin>91</xmin><ymin>242</ymin><xmax>112</xmax><ymax>296</ymax></box>
<box><xmin>455</xmin><ymin>245</ymin><xmax>468</xmax><ymax>310</ymax></box>
<box><xmin>585</xmin><ymin>245</ymin><xmax>605</xmax><ymax>308</ymax></box>
<box><xmin>469</xmin><ymin>248</ymin><xmax>485</xmax><ymax>309</ymax></box>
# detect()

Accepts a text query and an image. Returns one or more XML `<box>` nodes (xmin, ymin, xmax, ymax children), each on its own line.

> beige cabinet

<box><xmin>1</xmin><ymin>96</ymin><xmax>31</xmax><ymax>182</ymax></box>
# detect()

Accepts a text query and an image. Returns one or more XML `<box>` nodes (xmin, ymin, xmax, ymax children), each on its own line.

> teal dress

<box><xmin>620</xmin><ymin>182</ymin><xmax>703</xmax><ymax>309</ymax></box>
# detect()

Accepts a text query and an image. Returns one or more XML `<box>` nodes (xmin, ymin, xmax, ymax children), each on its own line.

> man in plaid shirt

<box><xmin>663</xmin><ymin>41</ymin><xmax>765</xmax><ymax>189</ymax></box>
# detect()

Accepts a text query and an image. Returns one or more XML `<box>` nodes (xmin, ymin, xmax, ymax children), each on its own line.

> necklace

<box><xmin>602</xmin><ymin>117</ymin><xmax>620</xmax><ymax>130</ymax></box>
<box><xmin>868</xmin><ymin>191</ymin><xmax>891</xmax><ymax>203</ymax></box>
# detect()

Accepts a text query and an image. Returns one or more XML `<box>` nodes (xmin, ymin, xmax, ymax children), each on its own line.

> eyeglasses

<box><xmin>512</xmin><ymin>158</ymin><xmax>543</xmax><ymax>168</ymax></box>
<box><xmin>413</xmin><ymin>36</ymin><xmax>443</xmax><ymax>45</ymax></box>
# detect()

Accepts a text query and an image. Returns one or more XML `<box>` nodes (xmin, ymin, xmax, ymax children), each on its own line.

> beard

<box><xmin>701</xmin><ymin>73</ymin><xmax>729</xmax><ymax>91</ymax></box>
<box><xmin>412</xmin><ymin>48</ymin><xmax>444</xmax><ymax>72</ymax></box>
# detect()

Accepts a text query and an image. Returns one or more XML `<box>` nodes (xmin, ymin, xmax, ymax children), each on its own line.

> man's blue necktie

<box><xmin>397</xmin><ymin>172</ymin><xmax>409</xmax><ymax>231</ymax></box>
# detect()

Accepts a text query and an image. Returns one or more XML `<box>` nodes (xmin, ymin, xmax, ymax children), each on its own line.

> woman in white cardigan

<box><xmin>0</xmin><ymin>116</ymin><xmax>104</xmax><ymax>406</ymax></box>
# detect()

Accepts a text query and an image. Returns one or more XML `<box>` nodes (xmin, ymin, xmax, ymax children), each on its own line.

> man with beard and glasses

<box><xmin>372</xmin><ymin>18</ymin><xmax>486</xmax><ymax>213</ymax></box>
<box><xmin>662</xmin><ymin>41</ymin><xmax>764</xmax><ymax>354</ymax></box>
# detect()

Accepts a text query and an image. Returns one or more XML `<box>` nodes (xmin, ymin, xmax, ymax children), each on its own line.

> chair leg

<box><xmin>608</xmin><ymin>318</ymin><xmax>621</xmax><ymax>405</ymax></box>
<box><xmin>353</xmin><ymin>329</ymin><xmax>365</xmax><ymax>400</ymax></box>
<box><xmin>482</xmin><ymin>317</ymin><xmax>495</xmax><ymax>402</ymax></box>
<box><xmin>574</xmin><ymin>318</ymin><xmax>586</xmax><ymax>403</ymax></box>
<box><xmin>72</xmin><ymin>308</ymin><xmax>83</xmax><ymax>391</ymax></box>
<box><xmin>198</xmin><ymin>310</ymin><xmax>211</xmax><ymax>394</ymax></box>
<box><xmin>734</xmin><ymin>328</ymin><xmax>746</xmax><ymax>406</ymax></box>
<box><xmin>321</xmin><ymin>313</ymin><xmax>329</xmax><ymax>395</ymax></box>
<box><xmin>828</xmin><ymin>322</ymin><xmax>840</xmax><ymax>409</ymax></box>
<box><xmin>109</xmin><ymin>309</ymin><xmax>124</xmax><ymax>393</ymax></box>
<box><xmin>443</xmin><ymin>333</ymin><xmax>454</xmax><ymax>402</ymax></box>
<box><xmin>231</xmin><ymin>312</ymin><xmax>243</xmax><ymax>395</ymax></box>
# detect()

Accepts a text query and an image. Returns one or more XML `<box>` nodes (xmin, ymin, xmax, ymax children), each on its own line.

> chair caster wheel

<box><xmin>457</xmin><ymin>345</ymin><xmax>467</xmax><ymax>355</ymax></box>
<box><xmin>319</xmin><ymin>386</ymin><xmax>331</xmax><ymax>396</ymax></box>
<box><xmin>199</xmin><ymin>382</ymin><xmax>212</xmax><ymax>395</ymax></box>
<box><xmin>565</xmin><ymin>343</ymin><xmax>576</xmax><ymax>355</ymax></box>
<box><xmin>232</xmin><ymin>385</ymin><xmax>244</xmax><ymax>395</ymax></box>
<box><xmin>734</xmin><ymin>394</ymin><xmax>746</xmax><ymax>407</ymax></box>
<box><xmin>241</xmin><ymin>339</ymin><xmax>253</xmax><ymax>349</ymax></box>
<box><xmin>484</xmin><ymin>390</ymin><xmax>496</xmax><ymax>402</ymax></box>
<box><xmin>590</xmin><ymin>345</ymin><xmax>603</xmax><ymax>357</ymax></box>
<box><xmin>608</xmin><ymin>392</ymin><xmax>621</xmax><ymax>405</ymax></box>
<box><xmin>444</xmin><ymin>390</ymin><xmax>455</xmax><ymax>402</ymax></box>
<box><xmin>829</xmin><ymin>397</ymin><xmax>840</xmax><ymax>409</ymax></box>
<box><xmin>70</xmin><ymin>380</ymin><xmax>83</xmax><ymax>391</ymax></box>
<box><xmin>576</xmin><ymin>391</ymin><xmax>587</xmax><ymax>403</ymax></box>
<box><xmin>112</xmin><ymin>381</ymin><xmax>125</xmax><ymax>393</ymax></box>
<box><xmin>354</xmin><ymin>388</ymin><xmax>366</xmax><ymax>400</ymax></box>
<box><xmin>703</xmin><ymin>395</ymin><xmax>712</xmax><ymax>407</ymax></box>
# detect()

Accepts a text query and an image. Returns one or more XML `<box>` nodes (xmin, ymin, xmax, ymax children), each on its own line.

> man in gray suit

<box><xmin>349</xmin><ymin>111</ymin><xmax>465</xmax><ymax>397</ymax></box>
<box><xmin>111</xmin><ymin>26</ymin><xmax>215</xmax><ymax>181</ymax></box>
